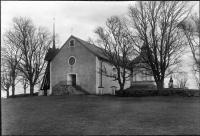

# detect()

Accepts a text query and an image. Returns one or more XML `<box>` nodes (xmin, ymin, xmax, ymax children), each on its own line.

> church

<box><xmin>39</xmin><ymin>35</ymin><xmax>155</xmax><ymax>96</ymax></box>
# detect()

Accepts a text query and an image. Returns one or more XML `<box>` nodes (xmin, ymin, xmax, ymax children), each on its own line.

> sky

<box><xmin>1</xmin><ymin>1</ymin><xmax>199</xmax><ymax>97</ymax></box>
<box><xmin>1</xmin><ymin>1</ymin><xmax>137</xmax><ymax>47</ymax></box>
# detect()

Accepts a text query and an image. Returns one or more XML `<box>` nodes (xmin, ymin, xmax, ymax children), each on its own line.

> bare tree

<box><xmin>178</xmin><ymin>13</ymin><xmax>200</xmax><ymax>88</ymax></box>
<box><xmin>128</xmin><ymin>1</ymin><xmax>192</xmax><ymax>95</ymax></box>
<box><xmin>1</xmin><ymin>35</ymin><xmax>22</xmax><ymax>96</ymax></box>
<box><xmin>179</xmin><ymin>14</ymin><xmax>199</xmax><ymax>71</ymax></box>
<box><xmin>21</xmin><ymin>75</ymin><xmax>28</xmax><ymax>94</ymax></box>
<box><xmin>172</xmin><ymin>63</ymin><xmax>188</xmax><ymax>88</ymax></box>
<box><xmin>94</xmin><ymin>16</ymin><xmax>136</xmax><ymax>96</ymax></box>
<box><xmin>1</xmin><ymin>72</ymin><xmax>11</xmax><ymax>98</ymax></box>
<box><xmin>1</xmin><ymin>59</ymin><xmax>12</xmax><ymax>98</ymax></box>
<box><xmin>191</xmin><ymin>64</ymin><xmax>200</xmax><ymax>89</ymax></box>
<box><xmin>173</xmin><ymin>72</ymin><xmax>188</xmax><ymax>88</ymax></box>
<box><xmin>87</xmin><ymin>37</ymin><xmax>96</xmax><ymax>45</ymax></box>
<box><xmin>5</xmin><ymin>17</ymin><xmax>53</xmax><ymax>95</ymax></box>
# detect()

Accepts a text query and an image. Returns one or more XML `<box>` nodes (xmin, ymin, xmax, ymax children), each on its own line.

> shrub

<box><xmin>122</xmin><ymin>88</ymin><xmax>199</xmax><ymax>97</ymax></box>
<box><xmin>9</xmin><ymin>92</ymin><xmax>39</xmax><ymax>98</ymax></box>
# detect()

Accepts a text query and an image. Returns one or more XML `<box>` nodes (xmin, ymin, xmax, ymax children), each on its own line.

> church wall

<box><xmin>132</xmin><ymin>67</ymin><xmax>156</xmax><ymax>85</ymax></box>
<box><xmin>96</xmin><ymin>57</ymin><xmax>100</xmax><ymax>94</ymax></box>
<box><xmin>96</xmin><ymin>58</ymin><xmax>131</xmax><ymax>94</ymax></box>
<box><xmin>49</xmin><ymin>62</ymin><xmax>52</xmax><ymax>94</ymax></box>
<box><xmin>51</xmin><ymin>37</ymin><xmax>96</xmax><ymax>94</ymax></box>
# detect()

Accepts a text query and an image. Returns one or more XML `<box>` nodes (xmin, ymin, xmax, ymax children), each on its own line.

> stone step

<box><xmin>52</xmin><ymin>85</ymin><xmax>86</xmax><ymax>95</ymax></box>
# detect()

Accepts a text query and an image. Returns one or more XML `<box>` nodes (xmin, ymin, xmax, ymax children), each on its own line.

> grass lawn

<box><xmin>1</xmin><ymin>95</ymin><xmax>200</xmax><ymax>135</ymax></box>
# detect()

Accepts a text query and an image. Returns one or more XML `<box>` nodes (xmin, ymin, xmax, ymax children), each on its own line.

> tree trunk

<box><xmin>156</xmin><ymin>80</ymin><xmax>164</xmax><ymax>96</ymax></box>
<box><xmin>7</xmin><ymin>89</ymin><xmax>10</xmax><ymax>98</ymax></box>
<box><xmin>30</xmin><ymin>84</ymin><xmax>34</xmax><ymax>96</ymax></box>
<box><xmin>24</xmin><ymin>86</ymin><xmax>26</xmax><ymax>94</ymax></box>
<box><xmin>119</xmin><ymin>84</ymin><xmax>124</xmax><ymax>97</ymax></box>
<box><xmin>11</xmin><ymin>84</ymin><xmax>15</xmax><ymax>96</ymax></box>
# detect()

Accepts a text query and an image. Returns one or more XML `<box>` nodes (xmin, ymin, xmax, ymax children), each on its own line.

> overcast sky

<box><xmin>1</xmin><ymin>1</ymin><xmax>137</xmax><ymax>48</ymax></box>
<box><xmin>1</xmin><ymin>1</ymin><xmax>199</xmax><ymax>96</ymax></box>
<box><xmin>1</xmin><ymin>1</ymin><xmax>198</xmax><ymax>46</ymax></box>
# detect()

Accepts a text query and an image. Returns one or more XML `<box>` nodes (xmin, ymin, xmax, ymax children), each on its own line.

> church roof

<box><xmin>44</xmin><ymin>48</ymin><xmax>59</xmax><ymax>61</ymax></box>
<box><xmin>72</xmin><ymin>36</ymin><xmax>109</xmax><ymax>61</ymax></box>
<box><xmin>51</xmin><ymin>35</ymin><xmax>141</xmax><ymax>66</ymax></box>
<box><xmin>73</xmin><ymin>36</ymin><xmax>144</xmax><ymax>66</ymax></box>
<box><xmin>132</xmin><ymin>55</ymin><xmax>141</xmax><ymax>64</ymax></box>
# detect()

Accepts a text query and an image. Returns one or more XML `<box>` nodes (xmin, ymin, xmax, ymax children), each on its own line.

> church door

<box><xmin>71</xmin><ymin>74</ymin><xmax>76</xmax><ymax>86</ymax></box>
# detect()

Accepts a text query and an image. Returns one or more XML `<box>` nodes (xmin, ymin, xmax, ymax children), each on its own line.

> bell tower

<box><xmin>40</xmin><ymin>15</ymin><xmax>59</xmax><ymax>95</ymax></box>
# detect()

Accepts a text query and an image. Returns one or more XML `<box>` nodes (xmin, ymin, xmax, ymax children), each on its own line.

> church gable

<box><xmin>51</xmin><ymin>36</ymin><xmax>97</xmax><ymax>94</ymax></box>
<box><xmin>52</xmin><ymin>35</ymin><xmax>97</xmax><ymax>62</ymax></box>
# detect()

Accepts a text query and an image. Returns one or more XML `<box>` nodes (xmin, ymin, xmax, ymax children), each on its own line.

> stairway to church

<box><xmin>52</xmin><ymin>81</ymin><xmax>89</xmax><ymax>95</ymax></box>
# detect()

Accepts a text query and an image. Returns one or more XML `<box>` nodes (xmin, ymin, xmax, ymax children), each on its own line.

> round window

<box><xmin>69</xmin><ymin>57</ymin><xmax>76</xmax><ymax>65</ymax></box>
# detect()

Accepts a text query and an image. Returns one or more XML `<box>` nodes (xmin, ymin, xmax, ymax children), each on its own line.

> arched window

<box><xmin>68</xmin><ymin>56</ymin><xmax>76</xmax><ymax>66</ymax></box>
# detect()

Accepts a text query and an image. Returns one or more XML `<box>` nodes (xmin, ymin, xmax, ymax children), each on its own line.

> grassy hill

<box><xmin>2</xmin><ymin>95</ymin><xmax>200</xmax><ymax>135</ymax></box>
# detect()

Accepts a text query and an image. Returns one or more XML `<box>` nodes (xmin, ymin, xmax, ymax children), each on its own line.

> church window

<box><xmin>112</xmin><ymin>67</ymin><xmax>117</xmax><ymax>74</ymax></box>
<box><xmin>70</xmin><ymin>39</ymin><xmax>75</xmax><ymax>47</ymax></box>
<box><xmin>143</xmin><ymin>71</ymin><xmax>147</xmax><ymax>81</ymax></box>
<box><xmin>138</xmin><ymin>70</ymin><xmax>143</xmax><ymax>81</ymax></box>
<box><xmin>146</xmin><ymin>71</ymin><xmax>151</xmax><ymax>81</ymax></box>
<box><xmin>112</xmin><ymin>66</ymin><xmax>117</xmax><ymax>81</ymax></box>
<box><xmin>68</xmin><ymin>56</ymin><xmax>76</xmax><ymax>66</ymax></box>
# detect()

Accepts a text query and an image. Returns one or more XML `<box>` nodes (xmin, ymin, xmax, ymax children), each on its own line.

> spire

<box><xmin>53</xmin><ymin>14</ymin><xmax>55</xmax><ymax>49</ymax></box>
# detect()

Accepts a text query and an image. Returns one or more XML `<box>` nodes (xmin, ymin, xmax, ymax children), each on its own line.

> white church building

<box><xmin>39</xmin><ymin>35</ymin><xmax>155</xmax><ymax>96</ymax></box>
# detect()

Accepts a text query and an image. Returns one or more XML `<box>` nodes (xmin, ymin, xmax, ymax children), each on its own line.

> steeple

<box><xmin>44</xmin><ymin>14</ymin><xmax>59</xmax><ymax>61</ymax></box>
<box><xmin>53</xmin><ymin>15</ymin><xmax>55</xmax><ymax>49</ymax></box>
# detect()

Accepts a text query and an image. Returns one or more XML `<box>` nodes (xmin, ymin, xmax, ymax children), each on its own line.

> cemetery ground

<box><xmin>1</xmin><ymin>95</ymin><xmax>200</xmax><ymax>135</ymax></box>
